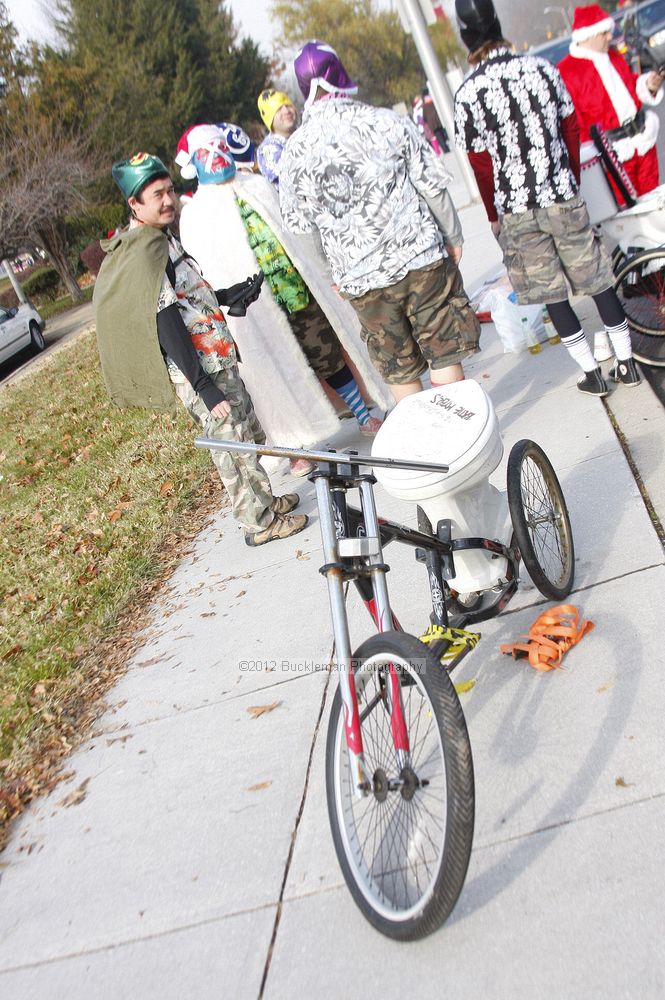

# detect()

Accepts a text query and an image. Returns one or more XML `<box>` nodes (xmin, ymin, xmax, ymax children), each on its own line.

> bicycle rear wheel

<box><xmin>507</xmin><ymin>440</ymin><xmax>575</xmax><ymax>601</ymax></box>
<box><xmin>614</xmin><ymin>248</ymin><xmax>665</xmax><ymax>336</ymax></box>
<box><xmin>326</xmin><ymin>631</ymin><xmax>474</xmax><ymax>940</ymax></box>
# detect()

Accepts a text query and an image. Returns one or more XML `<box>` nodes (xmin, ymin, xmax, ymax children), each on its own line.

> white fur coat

<box><xmin>178</xmin><ymin>175</ymin><xmax>392</xmax><ymax>447</ymax></box>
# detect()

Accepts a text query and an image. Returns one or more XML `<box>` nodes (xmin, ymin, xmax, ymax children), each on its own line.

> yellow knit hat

<box><xmin>257</xmin><ymin>89</ymin><xmax>294</xmax><ymax>131</ymax></box>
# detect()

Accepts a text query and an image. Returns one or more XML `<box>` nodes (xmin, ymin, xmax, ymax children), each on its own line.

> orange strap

<box><xmin>500</xmin><ymin>604</ymin><xmax>594</xmax><ymax>672</ymax></box>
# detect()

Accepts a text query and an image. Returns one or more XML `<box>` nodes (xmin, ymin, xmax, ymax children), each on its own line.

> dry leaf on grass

<box><xmin>247</xmin><ymin>781</ymin><xmax>273</xmax><ymax>792</ymax></box>
<box><xmin>247</xmin><ymin>702</ymin><xmax>281</xmax><ymax>719</ymax></box>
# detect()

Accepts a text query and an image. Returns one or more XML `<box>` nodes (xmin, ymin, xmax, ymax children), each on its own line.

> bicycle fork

<box><xmin>315</xmin><ymin>473</ymin><xmax>411</xmax><ymax>797</ymax></box>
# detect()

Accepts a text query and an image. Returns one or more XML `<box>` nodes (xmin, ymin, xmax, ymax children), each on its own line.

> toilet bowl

<box><xmin>372</xmin><ymin>382</ymin><xmax>512</xmax><ymax>593</ymax></box>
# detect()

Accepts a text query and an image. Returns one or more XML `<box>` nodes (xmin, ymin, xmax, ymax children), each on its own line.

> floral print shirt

<box><xmin>454</xmin><ymin>48</ymin><xmax>578</xmax><ymax>217</ymax></box>
<box><xmin>157</xmin><ymin>234</ymin><xmax>236</xmax><ymax>381</ymax></box>
<box><xmin>279</xmin><ymin>97</ymin><xmax>461</xmax><ymax>298</ymax></box>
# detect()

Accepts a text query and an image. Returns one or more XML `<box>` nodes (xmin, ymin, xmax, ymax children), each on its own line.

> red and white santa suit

<box><xmin>558</xmin><ymin>7</ymin><xmax>663</xmax><ymax>196</ymax></box>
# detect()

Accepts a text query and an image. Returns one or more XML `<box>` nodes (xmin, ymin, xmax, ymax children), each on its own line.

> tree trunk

<box><xmin>33</xmin><ymin>220</ymin><xmax>83</xmax><ymax>302</ymax></box>
<box><xmin>1</xmin><ymin>258</ymin><xmax>28</xmax><ymax>304</ymax></box>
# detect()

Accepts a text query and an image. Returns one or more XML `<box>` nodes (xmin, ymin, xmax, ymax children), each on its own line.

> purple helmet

<box><xmin>294</xmin><ymin>41</ymin><xmax>358</xmax><ymax>108</ymax></box>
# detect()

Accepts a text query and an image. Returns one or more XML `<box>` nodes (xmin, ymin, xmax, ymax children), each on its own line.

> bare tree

<box><xmin>0</xmin><ymin>117</ymin><xmax>101</xmax><ymax>300</ymax></box>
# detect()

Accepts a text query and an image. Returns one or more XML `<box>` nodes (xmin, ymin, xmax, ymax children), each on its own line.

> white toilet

<box><xmin>371</xmin><ymin>381</ymin><xmax>512</xmax><ymax>594</ymax></box>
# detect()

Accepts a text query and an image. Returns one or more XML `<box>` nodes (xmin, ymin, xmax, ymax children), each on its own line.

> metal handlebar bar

<box><xmin>194</xmin><ymin>437</ymin><xmax>450</xmax><ymax>475</ymax></box>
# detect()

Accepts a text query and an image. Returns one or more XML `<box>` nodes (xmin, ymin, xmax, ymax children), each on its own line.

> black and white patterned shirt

<box><xmin>279</xmin><ymin>97</ymin><xmax>462</xmax><ymax>297</ymax></box>
<box><xmin>454</xmin><ymin>48</ymin><xmax>578</xmax><ymax>216</ymax></box>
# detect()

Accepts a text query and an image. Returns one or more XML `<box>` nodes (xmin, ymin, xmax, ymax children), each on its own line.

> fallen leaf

<box><xmin>136</xmin><ymin>655</ymin><xmax>162</xmax><ymax>667</ymax></box>
<box><xmin>33</xmin><ymin>683</ymin><xmax>47</xmax><ymax>697</ymax></box>
<box><xmin>59</xmin><ymin>778</ymin><xmax>90</xmax><ymax>808</ymax></box>
<box><xmin>235</xmin><ymin>590</ymin><xmax>246</xmax><ymax>599</ymax></box>
<box><xmin>615</xmin><ymin>776</ymin><xmax>635</xmax><ymax>788</ymax></box>
<box><xmin>295</xmin><ymin>549</ymin><xmax>310</xmax><ymax>561</ymax></box>
<box><xmin>159</xmin><ymin>480</ymin><xmax>174</xmax><ymax>496</ymax></box>
<box><xmin>247</xmin><ymin>701</ymin><xmax>281</xmax><ymax>719</ymax></box>
<box><xmin>454</xmin><ymin>679</ymin><xmax>476</xmax><ymax>695</ymax></box>
<box><xmin>597</xmin><ymin>678</ymin><xmax>616</xmax><ymax>694</ymax></box>
<box><xmin>108</xmin><ymin>510</ymin><xmax>122</xmax><ymax>523</ymax></box>
<box><xmin>200</xmin><ymin>612</ymin><xmax>216</xmax><ymax>618</ymax></box>
<box><xmin>247</xmin><ymin>781</ymin><xmax>273</xmax><ymax>792</ymax></box>
<box><xmin>2</xmin><ymin>644</ymin><xmax>23</xmax><ymax>661</ymax></box>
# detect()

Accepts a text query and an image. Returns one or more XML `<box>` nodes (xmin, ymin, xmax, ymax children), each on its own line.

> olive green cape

<box><xmin>93</xmin><ymin>224</ymin><xmax>175</xmax><ymax>412</ymax></box>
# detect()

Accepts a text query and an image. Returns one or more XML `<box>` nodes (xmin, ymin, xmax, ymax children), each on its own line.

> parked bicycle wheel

<box><xmin>326</xmin><ymin>630</ymin><xmax>474</xmax><ymax>940</ymax></box>
<box><xmin>614</xmin><ymin>248</ymin><xmax>665</xmax><ymax>336</ymax></box>
<box><xmin>507</xmin><ymin>440</ymin><xmax>575</xmax><ymax>601</ymax></box>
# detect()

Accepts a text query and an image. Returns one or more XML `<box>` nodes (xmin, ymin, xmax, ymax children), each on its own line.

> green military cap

<box><xmin>111</xmin><ymin>152</ymin><xmax>170</xmax><ymax>200</ymax></box>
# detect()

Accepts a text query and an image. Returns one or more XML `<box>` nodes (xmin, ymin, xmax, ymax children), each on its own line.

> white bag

<box><xmin>486</xmin><ymin>290</ymin><xmax>546</xmax><ymax>355</ymax></box>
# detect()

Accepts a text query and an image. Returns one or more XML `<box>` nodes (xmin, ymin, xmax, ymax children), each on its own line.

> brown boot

<box><xmin>245</xmin><ymin>512</ymin><xmax>309</xmax><ymax>547</ymax></box>
<box><xmin>271</xmin><ymin>493</ymin><xmax>300</xmax><ymax>515</ymax></box>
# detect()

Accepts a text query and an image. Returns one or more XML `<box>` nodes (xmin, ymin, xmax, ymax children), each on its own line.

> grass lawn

<box><xmin>0</xmin><ymin>331</ymin><xmax>223</xmax><ymax>844</ymax></box>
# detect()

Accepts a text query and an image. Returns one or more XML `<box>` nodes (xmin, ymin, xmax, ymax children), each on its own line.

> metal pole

<box><xmin>1</xmin><ymin>259</ymin><xmax>28</xmax><ymax>304</ymax></box>
<box><xmin>399</xmin><ymin>0</ymin><xmax>479</xmax><ymax>205</ymax></box>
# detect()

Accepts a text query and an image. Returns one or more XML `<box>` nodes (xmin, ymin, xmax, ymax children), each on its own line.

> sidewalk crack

<box><xmin>257</xmin><ymin>651</ymin><xmax>333</xmax><ymax>998</ymax></box>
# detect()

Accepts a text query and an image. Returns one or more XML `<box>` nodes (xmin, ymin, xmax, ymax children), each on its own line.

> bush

<box><xmin>22</xmin><ymin>266</ymin><xmax>63</xmax><ymax>303</ymax></box>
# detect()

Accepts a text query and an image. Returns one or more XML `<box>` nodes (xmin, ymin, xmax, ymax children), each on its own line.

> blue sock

<box><xmin>327</xmin><ymin>365</ymin><xmax>371</xmax><ymax>425</ymax></box>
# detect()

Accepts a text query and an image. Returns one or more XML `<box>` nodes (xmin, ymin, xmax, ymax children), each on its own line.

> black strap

<box><xmin>590</xmin><ymin>124</ymin><xmax>637</xmax><ymax>208</ymax></box>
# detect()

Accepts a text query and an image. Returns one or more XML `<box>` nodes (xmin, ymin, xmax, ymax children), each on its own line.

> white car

<box><xmin>0</xmin><ymin>303</ymin><xmax>46</xmax><ymax>366</ymax></box>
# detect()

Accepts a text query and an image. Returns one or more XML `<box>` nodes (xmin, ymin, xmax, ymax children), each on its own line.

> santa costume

<box><xmin>558</xmin><ymin>3</ymin><xmax>663</xmax><ymax>195</ymax></box>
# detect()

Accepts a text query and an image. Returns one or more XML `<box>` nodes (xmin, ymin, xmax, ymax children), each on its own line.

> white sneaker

<box><xmin>593</xmin><ymin>331</ymin><xmax>613</xmax><ymax>363</ymax></box>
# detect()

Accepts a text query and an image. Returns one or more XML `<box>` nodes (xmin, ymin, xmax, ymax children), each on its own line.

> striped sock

<box><xmin>327</xmin><ymin>365</ymin><xmax>371</xmax><ymax>425</ymax></box>
<box><xmin>561</xmin><ymin>330</ymin><xmax>597</xmax><ymax>373</ymax></box>
<box><xmin>604</xmin><ymin>320</ymin><xmax>632</xmax><ymax>361</ymax></box>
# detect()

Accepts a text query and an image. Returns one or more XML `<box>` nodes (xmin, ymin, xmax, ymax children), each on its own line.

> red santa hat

<box><xmin>571</xmin><ymin>4</ymin><xmax>614</xmax><ymax>43</ymax></box>
<box><xmin>175</xmin><ymin>124</ymin><xmax>226</xmax><ymax>179</ymax></box>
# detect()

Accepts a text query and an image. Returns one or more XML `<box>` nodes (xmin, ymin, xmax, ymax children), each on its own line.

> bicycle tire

<box><xmin>629</xmin><ymin>328</ymin><xmax>665</xmax><ymax>367</ymax></box>
<box><xmin>614</xmin><ymin>248</ymin><xmax>665</xmax><ymax>336</ymax></box>
<box><xmin>326</xmin><ymin>630</ymin><xmax>474</xmax><ymax>940</ymax></box>
<box><xmin>507</xmin><ymin>440</ymin><xmax>575</xmax><ymax>601</ymax></box>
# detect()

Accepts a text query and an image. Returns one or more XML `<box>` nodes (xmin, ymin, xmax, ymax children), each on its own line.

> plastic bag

<box><xmin>485</xmin><ymin>289</ymin><xmax>546</xmax><ymax>355</ymax></box>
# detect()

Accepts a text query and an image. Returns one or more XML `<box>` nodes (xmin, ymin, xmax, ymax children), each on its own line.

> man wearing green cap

<box><xmin>94</xmin><ymin>151</ymin><xmax>309</xmax><ymax>546</ymax></box>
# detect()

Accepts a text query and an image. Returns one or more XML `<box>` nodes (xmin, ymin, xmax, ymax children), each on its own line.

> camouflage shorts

<box><xmin>287</xmin><ymin>297</ymin><xmax>344</xmax><ymax>380</ymax></box>
<box><xmin>173</xmin><ymin>365</ymin><xmax>274</xmax><ymax>531</ymax></box>
<box><xmin>498</xmin><ymin>195</ymin><xmax>614</xmax><ymax>305</ymax></box>
<box><xmin>347</xmin><ymin>258</ymin><xmax>481</xmax><ymax>385</ymax></box>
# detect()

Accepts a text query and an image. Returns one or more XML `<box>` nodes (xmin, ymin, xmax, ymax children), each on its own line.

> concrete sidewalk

<box><xmin>1</xmin><ymin>204</ymin><xmax>664</xmax><ymax>1000</ymax></box>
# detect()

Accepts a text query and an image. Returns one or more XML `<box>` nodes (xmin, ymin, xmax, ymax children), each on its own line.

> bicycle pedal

<box><xmin>419</xmin><ymin>624</ymin><xmax>481</xmax><ymax>661</ymax></box>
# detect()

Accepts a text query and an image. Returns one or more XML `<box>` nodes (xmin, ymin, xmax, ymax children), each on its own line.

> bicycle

<box><xmin>196</xmin><ymin>392</ymin><xmax>575</xmax><ymax>940</ymax></box>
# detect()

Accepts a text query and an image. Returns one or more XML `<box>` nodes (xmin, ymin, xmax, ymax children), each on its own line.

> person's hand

<box><xmin>446</xmin><ymin>245</ymin><xmax>463</xmax><ymax>265</ymax></box>
<box><xmin>210</xmin><ymin>400</ymin><xmax>231</xmax><ymax>420</ymax></box>
<box><xmin>491</xmin><ymin>219</ymin><xmax>502</xmax><ymax>239</ymax></box>
<box><xmin>647</xmin><ymin>69</ymin><xmax>665</xmax><ymax>95</ymax></box>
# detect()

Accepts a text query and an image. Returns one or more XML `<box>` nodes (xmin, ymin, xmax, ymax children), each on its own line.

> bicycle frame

<box><xmin>195</xmin><ymin>438</ymin><xmax>520</xmax><ymax>799</ymax></box>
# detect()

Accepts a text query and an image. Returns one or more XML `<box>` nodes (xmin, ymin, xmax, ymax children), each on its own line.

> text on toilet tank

<box><xmin>431</xmin><ymin>394</ymin><xmax>475</xmax><ymax>421</ymax></box>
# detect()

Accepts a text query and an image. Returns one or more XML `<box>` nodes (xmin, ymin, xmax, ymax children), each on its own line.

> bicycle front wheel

<box><xmin>507</xmin><ymin>439</ymin><xmax>575</xmax><ymax>601</ymax></box>
<box><xmin>326</xmin><ymin>631</ymin><xmax>474</xmax><ymax>940</ymax></box>
<box><xmin>615</xmin><ymin>248</ymin><xmax>665</xmax><ymax>336</ymax></box>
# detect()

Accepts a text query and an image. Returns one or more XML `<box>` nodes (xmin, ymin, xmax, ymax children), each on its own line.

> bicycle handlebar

<box><xmin>194</xmin><ymin>437</ymin><xmax>450</xmax><ymax>475</ymax></box>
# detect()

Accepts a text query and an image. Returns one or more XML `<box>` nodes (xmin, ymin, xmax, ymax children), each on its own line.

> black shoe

<box><xmin>577</xmin><ymin>367</ymin><xmax>609</xmax><ymax>397</ymax></box>
<box><xmin>609</xmin><ymin>358</ymin><xmax>641</xmax><ymax>387</ymax></box>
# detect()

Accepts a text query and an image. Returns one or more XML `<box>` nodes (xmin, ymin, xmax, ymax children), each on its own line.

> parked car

<box><xmin>618</xmin><ymin>0</ymin><xmax>665</xmax><ymax>69</ymax></box>
<box><xmin>529</xmin><ymin>35</ymin><xmax>572</xmax><ymax>66</ymax></box>
<box><xmin>0</xmin><ymin>303</ymin><xmax>46</xmax><ymax>366</ymax></box>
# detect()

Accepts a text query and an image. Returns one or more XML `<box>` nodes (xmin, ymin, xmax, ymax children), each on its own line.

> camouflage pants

<box><xmin>287</xmin><ymin>297</ymin><xmax>344</xmax><ymax>380</ymax></box>
<box><xmin>348</xmin><ymin>258</ymin><xmax>481</xmax><ymax>384</ymax></box>
<box><xmin>174</xmin><ymin>366</ymin><xmax>274</xmax><ymax>531</ymax></box>
<box><xmin>498</xmin><ymin>195</ymin><xmax>614</xmax><ymax>305</ymax></box>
